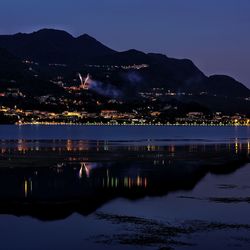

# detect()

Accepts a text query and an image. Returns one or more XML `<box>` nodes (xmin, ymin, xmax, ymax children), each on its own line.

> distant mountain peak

<box><xmin>76</xmin><ymin>33</ymin><xmax>116</xmax><ymax>55</ymax></box>
<box><xmin>31</xmin><ymin>28</ymin><xmax>74</xmax><ymax>39</ymax></box>
<box><xmin>122</xmin><ymin>49</ymin><xmax>146</xmax><ymax>55</ymax></box>
<box><xmin>33</xmin><ymin>28</ymin><xmax>69</xmax><ymax>33</ymax></box>
<box><xmin>77</xmin><ymin>33</ymin><xmax>95</xmax><ymax>40</ymax></box>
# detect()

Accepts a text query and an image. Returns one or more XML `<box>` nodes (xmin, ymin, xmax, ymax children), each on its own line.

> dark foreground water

<box><xmin>0</xmin><ymin>126</ymin><xmax>250</xmax><ymax>250</ymax></box>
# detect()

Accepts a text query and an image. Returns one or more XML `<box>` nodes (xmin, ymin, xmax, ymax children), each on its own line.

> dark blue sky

<box><xmin>0</xmin><ymin>0</ymin><xmax>250</xmax><ymax>88</ymax></box>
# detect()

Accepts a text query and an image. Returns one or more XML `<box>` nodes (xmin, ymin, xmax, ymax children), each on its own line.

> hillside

<box><xmin>0</xmin><ymin>28</ymin><xmax>249</xmax><ymax>114</ymax></box>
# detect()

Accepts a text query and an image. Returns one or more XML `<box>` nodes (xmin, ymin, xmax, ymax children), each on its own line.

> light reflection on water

<box><xmin>0</xmin><ymin>140</ymin><xmax>249</xmax><ymax>217</ymax></box>
<box><xmin>0</xmin><ymin>138</ymin><xmax>249</xmax><ymax>250</ymax></box>
<box><xmin>0</xmin><ymin>138</ymin><xmax>249</xmax><ymax>154</ymax></box>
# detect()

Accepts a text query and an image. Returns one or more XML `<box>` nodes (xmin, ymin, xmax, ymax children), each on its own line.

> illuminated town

<box><xmin>1</xmin><ymin>1</ymin><xmax>250</xmax><ymax>249</ymax></box>
<box><xmin>1</xmin><ymin>32</ymin><xmax>250</xmax><ymax>127</ymax></box>
<box><xmin>0</xmin><ymin>61</ymin><xmax>249</xmax><ymax>126</ymax></box>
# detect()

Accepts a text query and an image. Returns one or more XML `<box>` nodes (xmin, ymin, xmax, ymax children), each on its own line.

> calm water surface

<box><xmin>0</xmin><ymin>125</ymin><xmax>249</xmax><ymax>141</ymax></box>
<box><xmin>0</xmin><ymin>125</ymin><xmax>249</xmax><ymax>250</ymax></box>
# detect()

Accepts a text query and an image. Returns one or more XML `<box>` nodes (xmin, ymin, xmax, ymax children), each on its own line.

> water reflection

<box><xmin>1</xmin><ymin>139</ymin><xmax>249</xmax><ymax>155</ymax></box>
<box><xmin>0</xmin><ymin>140</ymin><xmax>249</xmax><ymax>220</ymax></box>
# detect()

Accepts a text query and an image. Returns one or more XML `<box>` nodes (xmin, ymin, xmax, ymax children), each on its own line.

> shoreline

<box><xmin>0</xmin><ymin>122</ymin><xmax>249</xmax><ymax>127</ymax></box>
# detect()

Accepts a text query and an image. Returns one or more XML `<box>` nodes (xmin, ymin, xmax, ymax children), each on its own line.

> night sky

<box><xmin>0</xmin><ymin>0</ymin><xmax>249</xmax><ymax>88</ymax></box>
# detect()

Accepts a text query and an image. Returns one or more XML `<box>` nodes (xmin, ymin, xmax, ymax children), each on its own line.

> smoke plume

<box><xmin>89</xmin><ymin>79</ymin><xmax>122</xmax><ymax>98</ymax></box>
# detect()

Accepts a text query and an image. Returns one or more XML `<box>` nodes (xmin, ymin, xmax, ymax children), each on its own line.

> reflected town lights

<box><xmin>24</xmin><ymin>180</ymin><xmax>28</xmax><ymax>198</ymax></box>
<box><xmin>24</xmin><ymin>179</ymin><xmax>33</xmax><ymax>197</ymax></box>
<box><xmin>147</xmin><ymin>144</ymin><xmax>157</xmax><ymax>152</ymax></box>
<box><xmin>79</xmin><ymin>162</ymin><xmax>91</xmax><ymax>178</ymax></box>
<box><xmin>103</xmin><ymin>176</ymin><xmax>148</xmax><ymax>189</ymax></box>
<box><xmin>78</xmin><ymin>140</ymin><xmax>84</xmax><ymax>151</ymax></box>
<box><xmin>79</xmin><ymin>164</ymin><xmax>83</xmax><ymax>179</ymax></box>
<box><xmin>84</xmin><ymin>163</ymin><xmax>91</xmax><ymax>178</ymax></box>
<box><xmin>235</xmin><ymin>138</ymin><xmax>239</xmax><ymax>154</ymax></box>
<box><xmin>18</xmin><ymin>139</ymin><xmax>28</xmax><ymax>153</ymax></box>
<box><xmin>1</xmin><ymin>140</ymin><xmax>250</xmax><ymax>155</ymax></box>
<box><xmin>169</xmin><ymin>145</ymin><xmax>175</xmax><ymax>153</ymax></box>
<box><xmin>66</xmin><ymin>139</ymin><xmax>73</xmax><ymax>151</ymax></box>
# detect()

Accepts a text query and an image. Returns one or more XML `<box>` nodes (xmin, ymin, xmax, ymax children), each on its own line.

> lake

<box><xmin>0</xmin><ymin>125</ymin><xmax>249</xmax><ymax>142</ymax></box>
<box><xmin>0</xmin><ymin>125</ymin><xmax>249</xmax><ymax>250</ymax></box>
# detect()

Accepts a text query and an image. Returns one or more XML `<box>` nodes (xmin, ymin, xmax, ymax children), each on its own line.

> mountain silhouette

<box><xmin>0</xmin><ymin>29</ymin><xmax>115</xmax><ymax>64</ymax></box>
<box><xmin>0</xmin><ymin>29</ymin><xmax>249</xmax><ymax>112</ymax></box>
